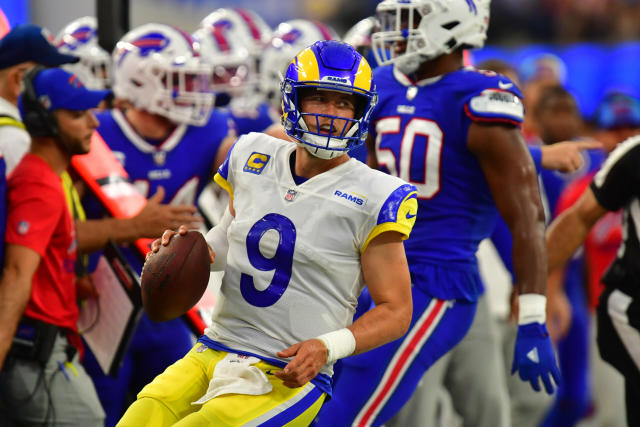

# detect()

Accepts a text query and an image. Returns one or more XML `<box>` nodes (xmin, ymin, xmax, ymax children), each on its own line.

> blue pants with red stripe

<box><xmin>315</xmin><ymin>286</ymin><xmax>477</xmax><ymax>427</ymax></box>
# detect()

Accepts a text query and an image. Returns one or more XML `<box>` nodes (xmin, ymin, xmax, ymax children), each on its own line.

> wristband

<box><xmin>518</xmin><ymin>293</ymin><xmax>546</xmax><ymax>325</ymax></box>
<box><xmin>316</xmin><ymin>328</ymin><xmax>356</xmax><ymax>364</ymax></box>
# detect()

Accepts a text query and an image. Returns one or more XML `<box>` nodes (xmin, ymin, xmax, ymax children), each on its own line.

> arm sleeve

<box><xmin>213</xmin><ymin>139</ymin><xmax>238</xmax><ymax>199</ymax></box>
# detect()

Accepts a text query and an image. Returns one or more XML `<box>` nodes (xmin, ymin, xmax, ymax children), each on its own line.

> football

<box><xmin>141</xmin><ymin>231</ymin><xmax>211</xmax><ymax>322</ymax></box>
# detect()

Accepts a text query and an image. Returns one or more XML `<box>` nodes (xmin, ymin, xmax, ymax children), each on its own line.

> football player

<box><xmin>196</xmin><ymin>7</ymin><xmax>275</xmax><ymax>136</ymax></box>
<box><xmin>55</xmin><ymin>16</ymin><xmax>111</xmax><ymax>90</ymax></box>
<box><xmin>118</xmin><ymin>40</ymin><xmax>417</xmax><ymax>426</ymax></box>
<box><xmin>81</xmin><ymin>23</ymin><xmax>236</xmax><ymax>427</ymax></box>
<box><xmin>316</xmin><ymin>1</ymin><xmax>561</xmax><ymax>426</ymax></box>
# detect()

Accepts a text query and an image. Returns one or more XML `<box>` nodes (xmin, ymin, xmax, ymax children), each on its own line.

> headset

<box><xmin>21</xmin><ymin>66</ymin><xmax>59</xmax><ymax>137</ymax></box>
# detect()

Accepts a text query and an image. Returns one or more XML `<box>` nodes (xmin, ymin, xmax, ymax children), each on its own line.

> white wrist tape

<box><xmin>316</xmin><ymin>328</ymin><xmax>356</xmax><ymax>364</ymax></box>
<box><xmin>205</xmin><ymin>208</ymin><xmax>233</xmax><ymax>272</ymax></box>
<box><xmin>518</xmin><ymin>294</ymin><xmax>547</xmax><ymax>325</ymax></box>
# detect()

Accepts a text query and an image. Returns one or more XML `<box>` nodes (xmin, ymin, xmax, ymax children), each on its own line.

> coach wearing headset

<box><xmin>0</xmin><ymin>67</ymin><xmax>109</xmax><ymax>426</ymax></box>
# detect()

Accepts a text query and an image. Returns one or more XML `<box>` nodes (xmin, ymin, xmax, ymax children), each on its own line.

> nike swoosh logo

<box><xmin>265</xmin><ymin>370</ymin><xmax>274</xmax><ymax>375</ymax></box>
<box><xmin>406</xmin><ymin>212</ymin><xmax>416</xmax><ymax>219</ymax></box>
<box><xmin>498</xmin><ymin>81</ymin><xmax>513</xmax><ymax>90</ymax></box>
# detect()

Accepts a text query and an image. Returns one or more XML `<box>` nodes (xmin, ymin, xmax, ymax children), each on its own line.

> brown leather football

<box><xmin>141</xmin><ymin>231</ymin><xmax>210</xmax><ymax>322</ymax></box>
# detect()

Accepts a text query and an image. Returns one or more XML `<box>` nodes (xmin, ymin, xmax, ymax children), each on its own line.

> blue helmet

<box><xmin>281</xmin><ymin>40</ymin><xmax>377</xmax><ymax>159</ymax></box>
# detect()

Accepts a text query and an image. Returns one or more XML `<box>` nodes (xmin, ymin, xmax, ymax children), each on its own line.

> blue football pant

<box><xmin>386</xmin><ymin>294</ymin><xmax>509</xmax><ymax>427</ymax></box>
<box><xmin>315</xmin><ymin>288</ymin><xmax>476</xmax><ymax>427</ymax></box>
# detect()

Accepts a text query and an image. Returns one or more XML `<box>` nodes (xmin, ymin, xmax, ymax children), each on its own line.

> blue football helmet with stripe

<box><xmin>281</xmin><ymin>40</ymin><xmax>377</xmax><ymax>159</ymax></box>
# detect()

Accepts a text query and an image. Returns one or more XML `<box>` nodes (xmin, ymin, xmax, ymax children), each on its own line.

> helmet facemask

<box><xmin>280</xmin><ymin>41</ymin><xmax>377</xmax><ymax>160</ymax></box>
<box><xmin>372</xmin><ymin>0</ymin><xmax>490</xmax><ymax>74</ymax></box>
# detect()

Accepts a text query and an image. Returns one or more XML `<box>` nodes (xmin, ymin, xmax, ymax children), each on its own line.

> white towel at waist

<box><xmin>192</xmin><ymin>352</ymin><xmax>273</xmax><ymax>405</ymax></box>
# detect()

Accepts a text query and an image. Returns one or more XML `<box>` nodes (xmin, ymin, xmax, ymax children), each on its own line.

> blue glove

<box><xmin>511</xmin><ymin>322</ymin><xmax>561</xmax><ymax>394</ymax></box>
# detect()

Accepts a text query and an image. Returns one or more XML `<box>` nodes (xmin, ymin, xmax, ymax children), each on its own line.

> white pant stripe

<box><xmin>241</xmin><ymin>383</ymin><xmax>316</xmax><ymax>427</ymax></box>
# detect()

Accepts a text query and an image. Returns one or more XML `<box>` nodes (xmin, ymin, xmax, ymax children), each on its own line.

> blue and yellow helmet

<box><xmin>281</xmin><ymin>40</ymin><xmax>377</xmax><ymax>159</ymax></box>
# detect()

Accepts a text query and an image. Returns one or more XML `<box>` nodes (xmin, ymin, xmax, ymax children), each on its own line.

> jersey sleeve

<box><xmin>463</xmin><ymin>73</ymin><xmax>524</xmax><ymax>126</ymax></box>
<box><xmin>5</xmin><ymin>180</ymin><xmax>65</xmax><ymax>257</ymax></box>
<box><xmin>590</xmin><ymin>137</ymin><xmax>640</xmax><ymax>211</ymax></box>
<box><xmin>361</xmin><ymin>183</ymin><xmax>418</xmax><ymax>253</ymax></box>
<box><xmin>213</xmin><ymin>139</ymin><xmax>239</xmax><ymax>200</ymax></box>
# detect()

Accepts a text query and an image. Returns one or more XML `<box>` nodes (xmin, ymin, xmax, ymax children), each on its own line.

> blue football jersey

<box><xmin>371</xmin><ymin>66</ymin><xmax>524</xmax><ymax>298</ymax></box>
<box><xmin>95</xmin><ymin>109</ymin><xmax>231</xmax><ymax>205</ymax></box>
<box><xmin>227</xmin><ymin>99</ymin><xmax>276</xmax><ymax>136</ymax></box>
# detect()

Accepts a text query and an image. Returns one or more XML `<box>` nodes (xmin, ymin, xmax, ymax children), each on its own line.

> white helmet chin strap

<box><xmin>295</xmin><ymin>115</ymin><xmax>361</xmax><ymax>159</ymax></box>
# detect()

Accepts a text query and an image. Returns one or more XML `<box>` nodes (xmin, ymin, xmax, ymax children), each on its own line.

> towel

<box><xmin>192</xmin><ymin>352</ymin><xmax>273</xmax><ymax>405</ymax></box>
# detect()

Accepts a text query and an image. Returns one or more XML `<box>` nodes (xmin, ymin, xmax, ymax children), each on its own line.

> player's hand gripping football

<box><xmin>148</xmin><ymin>225</ymin><xmax>214</xmax><ymax>263</ymax></box>
<box><xmin>275</xmin><ymin>339</ymin><xmax>329</xmax><ymax>388</ymax></box>
<box><xmin>512</xmin><ymin>322</ymin><xmax>561</xmax><ymax>394</ymax></box>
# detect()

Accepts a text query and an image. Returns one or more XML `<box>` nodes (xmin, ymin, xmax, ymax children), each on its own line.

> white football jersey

<box><xmin>204</xmin><ymin>133</ymin><xmax>417</xmax><ymax>375</ymax></box>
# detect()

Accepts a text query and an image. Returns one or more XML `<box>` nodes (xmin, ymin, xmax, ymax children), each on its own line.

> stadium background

<box><xmin>1</xmin><ymin>0</ymin><xmax>639</xmax><ymax>122</ymax></box>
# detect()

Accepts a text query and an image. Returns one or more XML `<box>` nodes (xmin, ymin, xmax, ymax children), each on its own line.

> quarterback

<box><xmin>118</xmin><ymin>40</ymin><xmax>417</xmax><ymax>426</ymax></box>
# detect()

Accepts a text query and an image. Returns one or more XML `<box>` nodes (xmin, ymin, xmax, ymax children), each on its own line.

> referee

<box><xmin>546</xmin><ymin>134</ymin><xmax>640</xmax><ymax>427</ymax></box>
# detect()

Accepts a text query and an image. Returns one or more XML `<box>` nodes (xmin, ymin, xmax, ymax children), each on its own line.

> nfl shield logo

<box><xmin>17</xmin><ymin>220</ymin><xmax>30</xmax><ymax>235</ymax></box>
<box><xmin>284</xmin><ymin>189</ymin><xmax>297</xmax><ymax>202</ymax></box>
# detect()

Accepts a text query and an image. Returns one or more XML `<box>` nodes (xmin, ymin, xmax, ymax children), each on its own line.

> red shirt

<box><xmin>6</xmin><ymin>154</ymin><xmax>78</xmax><ymax>331</ymax></box>
<box><xmin>555</xmin><ymin>172</ymin><xmax>622</xmax><ymax>311</ymax></box>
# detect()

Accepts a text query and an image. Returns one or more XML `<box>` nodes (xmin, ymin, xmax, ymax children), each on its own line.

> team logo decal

<box><xmin>212</xmin><ymin>21</ymin><xmax>233</xmax><ymax>52</ymax></box>
<box><xmin>465</xmin><ymin>0</ymin><xmax>478</xmax><ymax>15</ymax></box>
<box><xmin>280</xmin><ymin>29</ymin><xmax>302</xmax><ymax>45</ymax></box>
<box><xmin>57</xmin><ymin>26</ymin><xmax>95</xmax><ymax>49</ymax></box>
<box><xmin>130</xmin><ymin>32</ymin><xmax>170</xmax><ymax>56</ymax></box>
<box><xmin>117</xmin><ymin>32</ymin><xmax>170</xmax><ymax>66</ymax></box>
<box><xmin>243</xmin><ymin>152</ymin><xmax>270</xmax><ymax>175</ymax></box>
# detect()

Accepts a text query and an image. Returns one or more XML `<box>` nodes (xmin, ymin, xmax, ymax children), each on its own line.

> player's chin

<box><xmin>82</xmin><ymin>136</ymin><xmax>92</xmax><ymax>152</ymax></box>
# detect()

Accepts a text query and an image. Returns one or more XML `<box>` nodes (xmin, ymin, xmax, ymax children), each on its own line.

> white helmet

<box><xmin>372</xmin><ymin>0</ymin><xmax>490</xmax><ymax>74</ymax></box>
<box><xmin>343</xmin><ymin>16</ymin><xmax>377</xmax><ymax>55</ymax></box>
<box><xmin>259</xmin><ymin>19</ymin><xmax>339</xmax><ymax>108</ymax></box>
<box><xmin>55</xmin><ymin>16</ymin><xmax>111</xmax><ymax>89</ymax></box>
<box><xmin>112</xmin><ymin>23</ymin><xmax>214</xmax><ymax>126</ymax></box>
<box><xmin>195</xmin><ymin>8</ymin><xmax>269</xmax><ymax>99</ymax></box>
<box><xmin>343</xmin><ymin>16</ymin><xmax>380</xmax><ymax>68</ymax></box>
<box><xmin>199</xmin><ymin>8</ymin><xmax>271</xmax><ymax>60</ymax></box>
